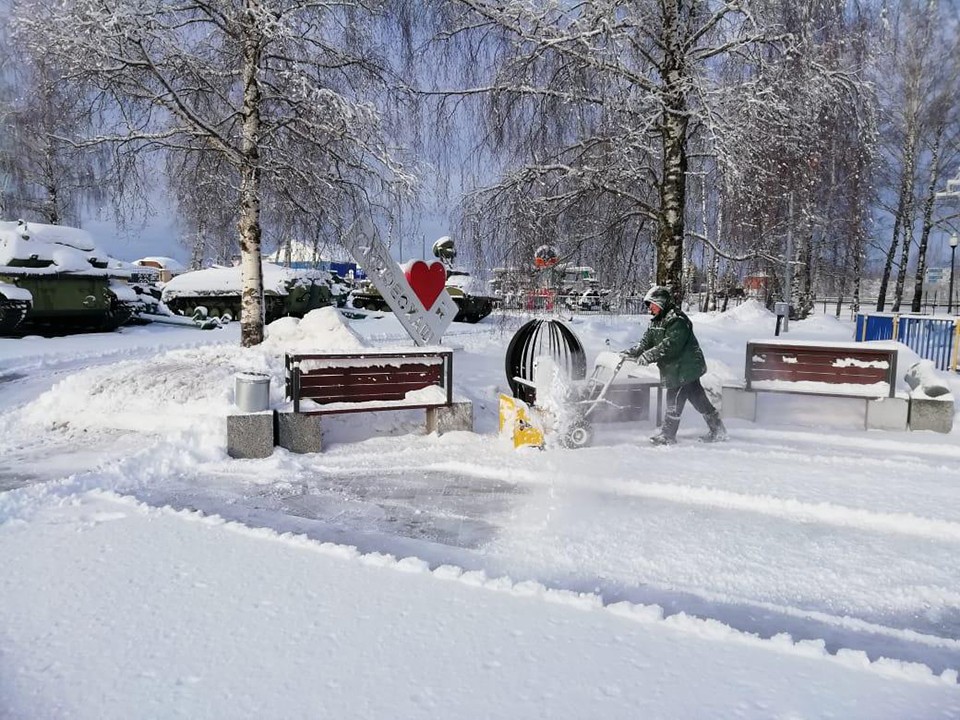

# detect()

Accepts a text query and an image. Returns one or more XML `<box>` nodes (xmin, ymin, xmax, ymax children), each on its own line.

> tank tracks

<box><xmin>0</xmin><ymin>298</ymin><xmax>31</xmax><ymax>335</ymax></box>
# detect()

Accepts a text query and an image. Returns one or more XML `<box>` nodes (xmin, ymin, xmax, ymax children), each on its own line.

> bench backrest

<box><xmin>285</xmin><ymin>350</ymin><xmax>453</xmax><ymax>413</ymax></box>
<box><xmin>745</xmin><ymin>342</ymin><xmax>897</xmax><ymax>397</ymax></box>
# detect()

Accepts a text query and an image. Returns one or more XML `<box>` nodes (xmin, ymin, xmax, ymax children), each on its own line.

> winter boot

<box><xmin>650</xmin><ymin>413</ymin><xmax>680</xmax><ymax>445</ymax></box>
<box><xmin>699</xmin><ymin>411</ymin><xmax>728</xmax><ymax>443</ymax></box>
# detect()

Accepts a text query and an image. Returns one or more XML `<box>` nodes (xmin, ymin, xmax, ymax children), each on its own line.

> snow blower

<box><xmin>499</xmin><ymin>352</ymin><xmax>634</xmax><ymax>449</ymax></box>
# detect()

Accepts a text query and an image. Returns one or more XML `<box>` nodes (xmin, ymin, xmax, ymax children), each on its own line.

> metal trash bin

<box><xmin>235</xmin><ymin>372</ymin><xmax>271</xmax><ymax>413</ymax></box>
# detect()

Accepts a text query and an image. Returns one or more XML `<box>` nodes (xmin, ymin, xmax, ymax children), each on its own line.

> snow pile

<box><xmin>695</xmin><ymin>298</ymin><xmax>772</xmax><ymax>326</ymax></box>
<box><xmin>905</xmin><ymin>360</ymin><xmax>953</xmax><ymax>400</ymax></box>
<box><xmin>8</xmin><ymin>344</ymin><xmax>261</xmax><ymax>441</ymax></box>
<box><xmin>1</xmin><ymin>308</ymin><xmax>376</xmax><ymax>444</ymax></box>
<box><xmin>263</xmin><ymin>306</ymin><xmax>367</xmax><ymax>352</ymax></box>
<box><xmin>0</xmin><ymin>279</ymin><xmax>33</xmax><ymax>301</ymax></box>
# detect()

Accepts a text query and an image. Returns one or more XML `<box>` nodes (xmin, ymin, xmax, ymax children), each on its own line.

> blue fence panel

<box><xmin>896</xmin><ymin>317</ymin><xmax>956</xmax><ymax>371</ymax></box>
<box><xmin>856</xmin><ymin>313</ymin><xmax>958</xmax><ymax>371</ymax></box>
<box><xmin>856</xmin><ymin>313</ymin><xmax>894</xmax><ymax>342</ymax></box>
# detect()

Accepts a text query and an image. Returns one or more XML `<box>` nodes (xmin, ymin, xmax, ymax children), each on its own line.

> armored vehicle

<box><xmin>0</xmin><ymin>220</ymin><xmax>148</xmax><ymax>335</ymax></box>
<box><xmin>160</xmin><ymin>263</ymin><xmax>346</xmax><ymax>323</ymax></box>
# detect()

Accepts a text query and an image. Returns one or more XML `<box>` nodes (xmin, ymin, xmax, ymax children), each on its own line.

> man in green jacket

<box><xmin>622</xmin><ymin>286</ymin><xmax>727</xmax><ymax>445</ymax></box>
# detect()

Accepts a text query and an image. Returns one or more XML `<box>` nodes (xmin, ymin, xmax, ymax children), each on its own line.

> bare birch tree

<box><xmin>0</xmin><ymin>36</ymin><xmax>111</xmax><ymax>226</ymax></box>
<box><xmin>13</xmin><ymin>0</ymin><xmax>413</xmax><ymax>345</ymax></box>
<box><xmin>873</xmin><ymin>0</ymin><xmax>960</xmax><ymax>312</ymax></box>
<box><xmin>428</xmin><ymin>0</ymin><xmax>787</xmax><ymax>295</ymax></box>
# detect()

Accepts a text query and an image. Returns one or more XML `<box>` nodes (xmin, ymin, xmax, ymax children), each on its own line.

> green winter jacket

<box><xmin>627</xmin><ymin>301</ymin><xmax>707</xmax><ymax>388</ymax></box>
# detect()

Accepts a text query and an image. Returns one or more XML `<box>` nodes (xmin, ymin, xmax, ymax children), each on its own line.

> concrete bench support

<box><xmin>276</xmin><ymin>412</ymin><xmax>324</xmax><ymax>453</ymax></box>
<box><xmin>227</xmin><ymin>411</ymin><xmax>276</xmax><ymax>459</ymax></box>
<box><xmin>426</xmin><ymin>400</ymin><xmax>474</xmax><ymax>435</ymax></box>
<box><xmin>866</xmin><ymin>396</ymin><xmax>909</xmax><ymax>431</ymax></box>
<box><xmin>909</xmin><ymin>397</ymin><xmax>955</xmax><ymax>433</ymax></box>
<box><xmin>721</xmin><ymin>385</ymin><xmax>756</xmax><ymax>422</ymax></box>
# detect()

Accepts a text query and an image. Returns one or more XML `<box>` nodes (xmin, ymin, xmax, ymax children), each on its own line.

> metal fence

<box><xmin>855</xmin><ymin>313</ymin><xmax>960</xmax><ymax>371</ymax></box>
<box><xmin>494</xmin><ymin>291</ymin><xmax>751</xmax><ymax>316</ymax></box>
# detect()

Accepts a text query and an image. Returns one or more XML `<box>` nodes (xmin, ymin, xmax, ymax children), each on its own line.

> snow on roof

<box><xmin>269</xmin><ymin>239</ymin><xmax>331</xmax><ymax>264</ymax></box>
<box><xmin>136</xmin><ymin>256</ymin><xmax>186</xmax><ymax>272</ymax></box>
<box><xmin>161</xmin><ymin>262</ymin><xmax>329</xmax><ymax>299</ymax></box>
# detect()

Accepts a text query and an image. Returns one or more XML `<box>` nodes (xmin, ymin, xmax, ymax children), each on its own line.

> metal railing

<box><xmin>855</xmin><ymin>313</ymin><xmax>960</xmax><ymax>371</ymax></box>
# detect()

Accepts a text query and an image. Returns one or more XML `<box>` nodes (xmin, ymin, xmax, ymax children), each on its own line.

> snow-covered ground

<box><xmin>2</xmin><ymin>303</ymin><xmax>960</xmax><ymax>718</ymax></box>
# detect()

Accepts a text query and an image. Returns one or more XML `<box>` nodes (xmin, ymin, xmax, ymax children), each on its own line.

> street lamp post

<box><xmin>949</xmin><ymin>233</ymin><xmax>959</xmax><ymax>315</ymax></box>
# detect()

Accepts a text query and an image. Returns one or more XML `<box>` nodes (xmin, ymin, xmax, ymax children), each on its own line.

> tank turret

<box><xmin>432</xmin><ymin>236</ymin><xmax>495</xmax><ymax>323</ymax></box>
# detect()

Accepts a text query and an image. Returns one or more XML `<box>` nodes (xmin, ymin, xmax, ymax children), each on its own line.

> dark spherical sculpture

<box><xmin>505</xmin><ymin>319</ymin><xmax>586</xmax><ymax>404</ymax></box>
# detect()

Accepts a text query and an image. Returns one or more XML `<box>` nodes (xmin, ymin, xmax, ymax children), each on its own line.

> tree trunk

<box><xmin>891</xmin><ymin>198</ymin><xmax>916</xmax><ymax>312</ymax></box>
<box><xmin>851</xmin><ymin>198</ymin><xmax>865</xmax><ymax>317</ymax></box>
<box><xmin>655</xmin><ymin>0</ymin><xmax>688</xmax><ymax>297</ymax></box>
<box><xmin>910</xmin><ymin>122</ymin><xmax>944</xmax><ymax>313</ymax></box>
<box><xmin>877</xmin><ymin>119</ymin><xmax>920</xmax><ymax>311</ymax></box>
<box><xmin>189</xmin><ymin>223</ymin><xmax>207</xmax><ymax>271</ymax></box>
<box><xmin>238</xmin><ymin>0</ymin><xmax>265</xmax><ymax>348</ymax></box>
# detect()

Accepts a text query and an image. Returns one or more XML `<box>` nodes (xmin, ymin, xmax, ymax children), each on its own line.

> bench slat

<box><xmin>753</xmin><ymin>352</ymin><xmax>891</xmax><ymax>366</ymax></box>
<box><xmin>299</xmin><ymin>366</ymin><xmax>442</xmax><ymax>384</ymax></box>
<box><xmin>750</xmin><ymin>368</ymin><xmax>886</xmax><ymax>384</ymax></box>
<box><xmin>300</xmin><ymin>382</ymin><xmax>441</xmax><ymax>403</ymax></box>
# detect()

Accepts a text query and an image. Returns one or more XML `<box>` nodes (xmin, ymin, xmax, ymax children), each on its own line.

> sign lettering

<box><xmin>342</xmin><ymin>224</ymin><xmax>457</xmax><ymax>346</ymax></box>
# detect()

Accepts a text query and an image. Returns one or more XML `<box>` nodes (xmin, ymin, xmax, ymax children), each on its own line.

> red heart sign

<box><xmin>404</xmin><ymin>260</ymin><xmax>447</xmax><ymax>310</ymax></box>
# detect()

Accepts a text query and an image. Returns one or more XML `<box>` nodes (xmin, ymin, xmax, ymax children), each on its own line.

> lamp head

<box><xmin>951</xmin><ymin>233</ymin><xmax>959</xmax><ymax>249</ymax></box>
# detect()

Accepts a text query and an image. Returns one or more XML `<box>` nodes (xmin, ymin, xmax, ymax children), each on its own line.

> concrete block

<box><xmin>866</xmin><ymin>396</ymin><xmax>909</xmax><ymax>431</ymax></box>
<box><xmin>276</xmin><ymin>412</ymin><xmax>323</xmax><ymax>453</ymax></box>
<box><xmin>426</xmin><ymin>401</ymin><xmax>474</xmax><ymax>434</ymax></box>
<box><xmin>756</xmin><ymin>393</ymin><xmax>867</xmax><ymax>430</ymax></box>
<box><xmin>721</xmin><ymin>385</ymin><xmax>756</xmax><ymax>422</ymax></box>
<box><xmin>909</xmin><ymin>395</ymin><xmax>955</xmax><ymax>433</ymax></box>
<box><xmin>227</xmin><ymin>411</ymin><xmax>275</xmax><ymax>459</ymax></box>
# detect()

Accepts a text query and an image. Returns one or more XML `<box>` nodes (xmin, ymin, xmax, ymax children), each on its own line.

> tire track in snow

<box><xmin>602</xmin><ymin>479</ymin><xmax>960</xmax><ymax>543</ymax></box>
<box><xmin>376</xmin><ymin>459</ymin><xmax>960</xmax><ymax>545</ymax></box>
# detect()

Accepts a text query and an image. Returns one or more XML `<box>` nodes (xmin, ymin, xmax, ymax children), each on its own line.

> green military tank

<box><xmin>0</xmin><ymin>220</ymin><xmax>148</xmax><ymax>335</ymax></box>
<box><xmin>160</xmin><ymin>262</ymin><xmax>347</xmax><ymax>323</ymax></box>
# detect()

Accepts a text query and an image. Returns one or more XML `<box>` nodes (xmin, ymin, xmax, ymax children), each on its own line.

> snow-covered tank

<box><xmin>160</xmin><ymin>263</ymin><xmax>347</xmax><ymax>323</ymax></box>
<box><xmin>0</xmin><ymin>220</ymin><xmax>149</xmax><ymax>335</ymax></box>
<box><xmin>443</xmin><ymin>269</ymin><xmax>495</xmax><ymax>323</ymax></box>
<box><xmin>432</xmin><ymin>237</ymin><xmax>494</xmax><ymax>323</ymax></box>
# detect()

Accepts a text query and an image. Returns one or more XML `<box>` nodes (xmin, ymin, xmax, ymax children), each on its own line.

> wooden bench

<box><xmin>285</xmin><ymin>350</ymin><xmax>453</xmax><ymax>414</ymax></box>
<box><xmin>745</xmin><ymin>340</ymin><xmax>898</xmax><ymax>398</ymax></box>
<box><xmin>720</xmin><ymin>340</ymin><xmax>907</xmax><ymax>431</ymax></box>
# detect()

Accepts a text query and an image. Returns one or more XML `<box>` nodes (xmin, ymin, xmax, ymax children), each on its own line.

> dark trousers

<box><xmin>664</xmin><ymin>379</ymin><xmax>717</xmax><ymax>427</ymax></box>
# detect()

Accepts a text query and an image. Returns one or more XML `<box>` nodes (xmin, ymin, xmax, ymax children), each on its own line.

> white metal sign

<box><xmin>341</xmin><ymin>227</ymin><xmax>457</xmax><ymax>346</ymax></box>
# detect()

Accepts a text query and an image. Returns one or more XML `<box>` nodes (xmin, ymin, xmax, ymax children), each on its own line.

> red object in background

<box><xmin>526</xmin><ymin>288</ymin><xmax>555</xmax><ymax>311</ymax></box>
<box><xmin>534</xmin><ymin>244</ymin><xmax>560</xmax><ymax>269</ymax></box>
<box><xmin>404</xmin><ymin>260</ymin><xmax>447</xmax><ymax>310</ymax></box>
